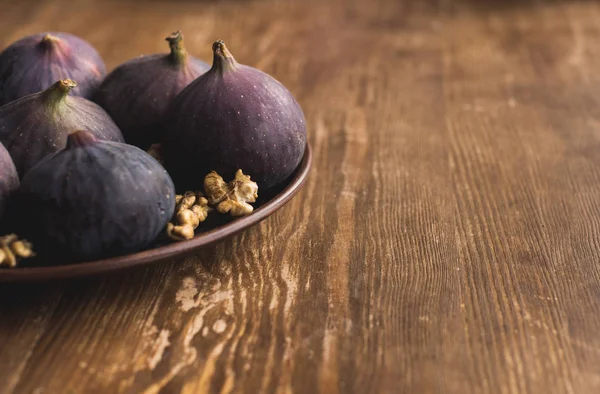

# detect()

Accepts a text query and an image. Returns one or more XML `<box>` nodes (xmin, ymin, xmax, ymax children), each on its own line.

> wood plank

<box><xmin>1</xmin><ymin>0</ymin><xmax>600</xmax><ymax>393</ymax></box>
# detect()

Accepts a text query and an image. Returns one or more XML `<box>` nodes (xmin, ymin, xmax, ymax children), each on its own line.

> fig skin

<box><xmin>0</xmin><ymin>141</ymin><xmax>18</xmax><ymax>222</ymax></box>
<box><xmin>0</xmin><ymin>79</ymin><xmax>124</xmax><ymax>178</ymax></box>
<box><xmin>94</xmin><ymin>31</ymin><xmax>209</xmax><ymax>150</ymax></box>
<box><xmin>15</xmin><ymin>131</ymin><xmax>176</xmax><ymax>263</ymax></box>
<box><xmin>163</xmin><ymin>40</ymin><xmax>306</xmax><ymax>191</ymax></box>
<box><xmin>0</xmin><ymin>32</ymin><xmax>106</xmax><ymax>105</ymax></box>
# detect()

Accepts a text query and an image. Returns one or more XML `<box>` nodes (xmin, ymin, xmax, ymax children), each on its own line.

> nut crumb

<box><xmin>0</xmin><ymin>234</ymin><xmax>35</xmax><ymax>268</ymax></box>
<box><xmin>147</xmin><ymin>144</ymin><xmax>164</xmax><ymax>165</ymax></box>
<box><xmin>204</xmin><ymin>170</ymin><xmax>258</xmax><ymax>217</ymax></box>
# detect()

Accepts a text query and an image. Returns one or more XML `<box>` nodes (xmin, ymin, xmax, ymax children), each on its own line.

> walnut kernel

<box><xmin>0</xmin><ymin>234</ymin><xmax>35</xmax><ymax>268</ymax></box>
<box><xmin>166</xmin><ymin>191</ymin><xmax>212</xmax><ymax>241</ymax></box>
<box><xmin>204</xmin><ymin>169</ymin><xmax>258</xmax><ymax>217</ymax></box>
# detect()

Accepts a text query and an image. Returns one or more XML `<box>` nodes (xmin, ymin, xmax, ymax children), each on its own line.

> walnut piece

<box><xmin>0</xmin><ymin>234</ymin><xmax>35</xmax><ymax>268</ymax></box>
<box><xmin>167</xmin><ymin>191</ymin><xmax>212</xmax><ymax>241</ymax></box>
<box><xmin>204</xmin><ymin>169</ymin><xmax>258</xmax><ymax>217</ymax></box>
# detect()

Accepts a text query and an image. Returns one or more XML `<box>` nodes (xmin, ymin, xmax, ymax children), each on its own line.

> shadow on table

<box><xmin>0</xmin><ymin>244</ymin><xmax>221</xmax><ymax>333</ymax></box>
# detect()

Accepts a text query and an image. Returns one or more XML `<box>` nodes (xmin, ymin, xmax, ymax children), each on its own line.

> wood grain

<box><xmin>2</xmin><ymin>0</ymin><xmax>600</xmax><ymax>393</ymax></box>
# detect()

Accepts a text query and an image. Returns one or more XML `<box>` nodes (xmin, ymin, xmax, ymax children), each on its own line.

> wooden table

<box><xmin>2</xmin><ymin>0</ymin><xmax>600</xmax><ymax>393</ymax></box>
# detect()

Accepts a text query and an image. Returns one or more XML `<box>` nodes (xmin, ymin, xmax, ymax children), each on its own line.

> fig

<box><xmin>94</xmin><ymin>31</ymin><xmax>209</xmax><ymax>149</ymax></box>
<box><xmin>0</xmin><ymin>32</ymin><xmax>106</xmax><ymax>105</ymax></box>
<box><xmin>0</xmin><ymin>141</ymin><xmax>18</xmax><ymax>222</ymax></box>
<box><xmin>163</xmin><ymin>40</ymin><xmax>306</xmax><ymax>190</ymax></box>
<box><xmin>0</xmin><ymin>79</ymin><xmax>124</xmax><ymax>177</ymax></box>
<box><xmin>15</xmin><ymin>131</ymin><xmax>176</xmax><ymax>262</ymax></box>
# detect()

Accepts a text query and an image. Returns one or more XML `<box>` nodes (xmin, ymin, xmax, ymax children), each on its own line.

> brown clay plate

<box><xmin>0</xmin><ymin>144</ymin><xmax>312</xmax><ymax>282</ymax></box>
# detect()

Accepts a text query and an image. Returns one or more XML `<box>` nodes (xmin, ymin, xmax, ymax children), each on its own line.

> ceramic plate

<box><xmin>0</xmin><ymin>144</ymin><xmax>312</xmax><ymax>282</ymax></box>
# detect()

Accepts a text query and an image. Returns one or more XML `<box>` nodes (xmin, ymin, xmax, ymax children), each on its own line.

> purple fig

<box><xmin>0</xmin><ymin>141</ymin><xmax>18</xmax><ymax>222</ymax></box>
<box><xmin>163</xmin><ymin>40</ymin><xmax>306</xmax><ymax>190</ymax></box>
<box><xmin>0</xmin><ymin>79</ymin><xmax>124</xmax><ymax>178</ymax></box>
<box><xmin>15</xmin><ymin>130</ymin><xmax>175</xmax><ymax>262</ymax></box>
<box><xmin>0</xmin><ymin>32</ymin><xmax>106</xmax><ymax>105</ymax></box>
<box><xmin>94</xmin><ymin>31</ymin><xmax>209</xmax><ymax>149</ymax></box>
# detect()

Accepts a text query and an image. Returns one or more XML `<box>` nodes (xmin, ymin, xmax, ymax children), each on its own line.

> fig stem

<box><xmin>66</xmin><ymin>130</ymin><xmax>98</xmax><ymax>149</ymax></box>
<box><xmin>40</xmin><ymin>34</ymin><xmax>60</xmax><ymax>47</ymax></box>
<box><xmin>166</xmin><ymin>31</ymin><xmax>188</xmax><ymax>65</ymax></box>
<box><xmin>42</xmin><ymin>79</ymin><xmax>77</xmax><ymax>111</ymax></box>
<box><xmin>212</xmin><ymin>40</ymin><xmax>238</xmax><ymax>72</ymax></box>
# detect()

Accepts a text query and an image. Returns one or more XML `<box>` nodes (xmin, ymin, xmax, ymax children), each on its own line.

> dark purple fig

<box><xmin>0</xmin><ymin>141</ymin><xmax>18</xmax><ymax>222</ymax></box>
<box><xmin>0</xmin><ymin>32</ymin><xmax>106</xmax><ymax>105</ymax></box>
<box><xmin>163</xmin><ymin>40</ymin><xmax>306</xmax><ymax>190</ymax></box>
<box><xmin>94</xmin><ymin>31</ymin><xmax>209</xmax><ymax>149</ymax></box>
<box><xmin>15</xmin><ymin>131</ymin><xmax>175</xmax><ymax>262</ymax></box>
<box><xmin>0</xmin><ymin>79</ymin><xmax>124</xmax><ymax>178</ymax></box>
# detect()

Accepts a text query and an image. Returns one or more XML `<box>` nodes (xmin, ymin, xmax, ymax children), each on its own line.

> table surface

<box><xmin>2</xmin><ymin>0</ymin><xmax>600</xmax><ymax>393</ymax></box>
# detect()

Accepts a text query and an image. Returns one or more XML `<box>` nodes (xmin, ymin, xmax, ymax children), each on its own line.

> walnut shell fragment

<box><xmin>0</xmin><ymin>234</ymin><xmax>34</xmax><ymax>268</ymax></box>
<box><xmin>166</xmin><ymin>191</ymin><xmax>212</xmax><ymax>241</ymax></box>
<box><xmin>146</xmin><ymin>143</ymin><xmax>164</xmax><ymax>165</ymax></box>
<box><xmin>204</xmin><ymin>169</ymin><xmax>258</xmax><ymax>217</ymax></box>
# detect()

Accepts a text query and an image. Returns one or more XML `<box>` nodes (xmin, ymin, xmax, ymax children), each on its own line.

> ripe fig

<box><xmin>94</xmin><ymin>31</ymin><xmax>209</xmax><ymax>149</ymax></box>
<box><xmin>0</xmin><ymin>141</ymin><xmax>18</xmax><ymax>222</ymax></box>
<box><xmin>0</xmin><ymin>79</ymin><xmax>124</xmax><ymax>177</ymax></box>
<box><xmin>0</xmin><ymin>32</ymin><xmax>106</xmax><ymax>105</ymax></box>
<box><xmin>163</xmin><ymin>40</ymin><xmax>306</xmax><ymax>190</ymax></box>
<box><xmin>15</xmin><ymin>131</ymin><xmax>175</xmax><ymax>262</ymax></box>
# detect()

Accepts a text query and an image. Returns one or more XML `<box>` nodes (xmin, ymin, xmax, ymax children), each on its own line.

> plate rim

<box><xmin>0</xmin><ymin>144</ymin><xmax>312</xmax><ymax>282</ymax></box>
